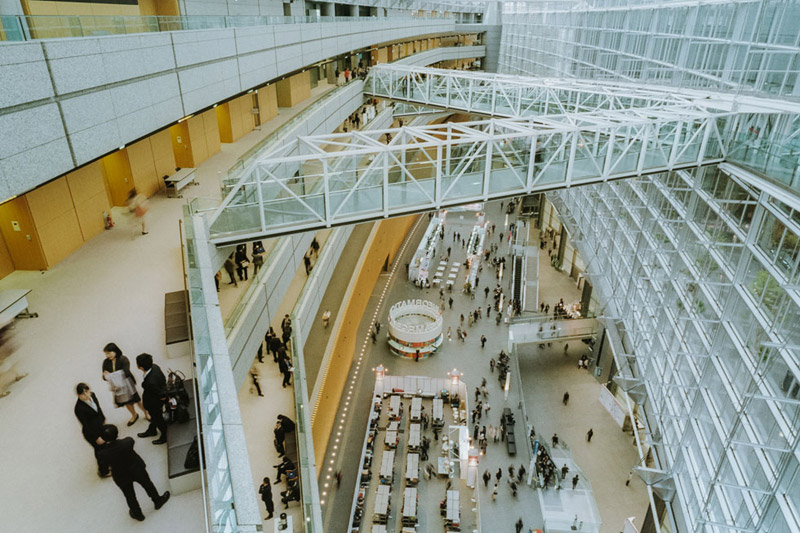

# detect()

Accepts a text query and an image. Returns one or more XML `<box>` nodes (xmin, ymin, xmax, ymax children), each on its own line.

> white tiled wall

<box><xmin>0</xmin><ymin>18</ymin><xmax>454</xmax><ymax>199</ymax></box>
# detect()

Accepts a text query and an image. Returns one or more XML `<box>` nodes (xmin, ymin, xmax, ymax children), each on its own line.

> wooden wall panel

<box><xmin>170</xmin><ymin>122</ymin><xmax>194</xmax><ymax>168</ymax></box>
<box><xmin>35</xmin><ymin>209</ymin><xmax>83</xmax><ymax>268</ymax></box>
<box><xmin>186</xmin><ymin>116</ymin><xmax>207</xmax><ymax>164</ymax></box>
<box><xmin>127</xmin><ymin>139</ymin><xmax>160</xmax><ymax>197</ymax></box>
<box><xmin>0</xmin><ymin>232</ymin><xmax>14</xmax><ymax>280</ymax></box>
<box><xmin>150</xmin><ymin>129</ymin><xmax>176</xmax><ymax>185</ymax></box>
<box><xmin>276</xmin><ymin>72</ymin><xmax>310</xmax><ymax>108</ymax></box>
<box><xmin>216</xmin><ymin>103</ymin><xmax>234</xmax><ymax>143</ymax></box>
<box><xmin>26</xmin><ymin>177</ymin><xmax>84</xmax><ymax>267</ymax></box>
<box><xmin>66</xmin><ymin>161</ymin><xmax>110</xmax><ymax>242</ymax></box>
<box><xmin>0</xmin><ymin>197</ymin><xmax>46</xmax><ymax>271</ymax></box>
<box><xmin>202</xmin><ymin>110</ymin><xmax>220</xmax><ymax>158</ymax></box>
<box><xmin>101</xmin><ymin>150</ymin><xmax>134</xmax><ymax>206</ymax></box>
<box><xmin>138</xmin><ymin>0</ymin><xmax>179</xmax><ymax>16</ymax></box>
<box><xmin>312</xmin><ymin>215</ymin><xmax>417</xmax><ymax>468</ymax></box>
<box><xmin>25</xmin><ymin>177</ymin><xmax>72</xmax><ymax>227</ymax></box>
<box><xmin>258</xmin><ymin>85</ymin><xmax>279</xmax><ymax>124</ymax></box>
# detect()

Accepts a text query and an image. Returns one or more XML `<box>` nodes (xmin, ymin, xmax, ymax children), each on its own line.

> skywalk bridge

<box><xmin>206</xmin><ymin>66</ymin><xmax>797</xmax><ymax>245</ymax></box>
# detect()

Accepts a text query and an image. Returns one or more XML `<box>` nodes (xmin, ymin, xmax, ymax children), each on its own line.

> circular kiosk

<box><xmin>387</xmin><ymin>299</ymin><xmax>443</xmax><ymax>359</ymax></box>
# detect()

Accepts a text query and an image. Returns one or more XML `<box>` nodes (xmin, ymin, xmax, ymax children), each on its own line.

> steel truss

<box><xmin>208</xmin><ymin>110</ymin><xmax>731</xmax><ymax>244</ymax></box>
<box><xmin>207</xmin><ymin>67</ymin><xmax>798</xmax><ymax>244</ymax></box>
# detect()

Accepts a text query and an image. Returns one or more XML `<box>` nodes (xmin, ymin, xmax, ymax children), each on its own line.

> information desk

<box><xmin>445</xmin><ymin>490</ymin><xmax>460</xmax><ymax>526</ymax></box>
<box><xmin>433</xmin><ymin>398</ymin><xmax>444</xmax><ymax>426</ymax></box>
<box><xmin>164</xmin><ymin>168</ymin><xmax>197</xmax><ymax>197</ymax></box>
<box><xmin>437</xmin><ymin>457</ymin><xmax>453</xmax><ymax>477</ymax></box>
<box><xmin>402</xmin><ymin>487</ymin><xmax>418</xmax><ymax>525</ymax></box>
<box><xmin>374</xmin><ymin>485</ymin><xmax>391</xmax><ymax>521</ymax></box>
<box><xmin>0</xmin><ymin>289</ymin><xmax>36</xmax><ymax>322</ymax></box>
<box><xmin>410</xmin><ymin>397</ymin><xmax>422</xmax><ymax>421</ymax></box>
<box><xmin>389</xmin><ymin>395</ymin><xmax>401</xmax><ymax>419</ymax></box>
<box><xmin>405</xmin><ymin>453</ymin><xmax>419</xmax><ymax>485</ymax></box>
<box><xmin>408</xmin><ymin>423</ymin><xmax>421</xmax><ymax>449</ymax></box>
<box><xmin>380</xmin><ymin>450</ymin><xmax>395</xmax><ymax>482</ymax></box>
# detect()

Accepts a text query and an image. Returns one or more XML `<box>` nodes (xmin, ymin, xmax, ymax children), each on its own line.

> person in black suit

<box><xmin>74</xmin><ymin>383</ymin><xmax>110</xmax><ymax>477</ymax></box>
<box><xmin>135</xmin><ymin>353</ymin><xmax>167</xmax><ymax>444</ymax></box>
<box><xmin>97</xmin><ymin>424</ymin><xmax>170</xmax><ymax>521</ymax></box>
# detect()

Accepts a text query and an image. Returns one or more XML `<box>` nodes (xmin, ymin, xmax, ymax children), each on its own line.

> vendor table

<box><xmin>380</xmin><ymin>450</ymin><xmax>395</xmax><ymax>481</ymax></box>
<box><xmin>389</xmin><ymin>395</ymin><xmax>401</xmax><ymax>419</ymax></box>
<box><xmin>405</xmin><ymin>453</ymin><xmax>419</xmax><ymax>485</ymax></box>
<box><xmin>374</xmin><ymin>484</ymin><xmax>391</xmax><ymax>518</ymax></box>
<box><xmin>402</xmin><ymin>487</ymin><xmax>418</xmax><ymax>523</ymax></box>
<box><xmin>410</xmin><ymin>397</ymin><xmax>422</xmax><ymax>421</ymax></box>
<box><xmin>433</xmin><ymin>398</ymin><xmax>443</xmax><ymax>424</ymax></box>
<box><xmin>408</xmin><ymin>423</ymin><xmax>421</xmax><ymax>449</ymax></box>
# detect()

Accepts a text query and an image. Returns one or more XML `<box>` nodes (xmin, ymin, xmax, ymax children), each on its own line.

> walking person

<box><xmin>483</xmin><ymin>469</ymin><xmax>491</xmax><ymax>487</ymax></box>
<box><xmin>561</xmin><ymin>464</ymin><xmax>569</xmax><ymax>480</ymax></box>
<box><xmin>491</xmin><ymin>482</ymin><xmax>498</xmax><ymax>501</ymax></box>
<box><xmin>572</xmin><ymin>474</ymin><xmax>579</xmax><ymax>489</ymax></box>
<box><xmin>127</xmin><ymin>188</ymin><xmax>149</xmax><ymax>235</ymax></box>
<box><xmin>250</xmin><ymin>364</ymin><xmax>263</xmax><ymax>396</ymax></box>
<box><xmin>97</xmin><ymin>424</ymin><xmax>170</xmax><ymax>521</ymax></box>
<box><xmin>259</xmin><ymin>477</ymin><xmax>274</xmax><ymax>520</ymax></box>
<box><xmin>515</xmin><ymin>517</ymin><xmax>524</xmax><ymax>533</ymax></box>
<box><xmin>496</xmin><ymin>467</ymin><xmax>502</xmax><ymax>482</ymax></box>
<box><xmin>587</xmin><ymin>428</ymin><xmax>594</xmax><ymax>442</ymax></box>
<box><xmin>136</xmin><ymin>353</ymin><xmax>167</xmax><ymax>445</ymax></box>
<box><xmin>551</xmin><ymin>433</ymin><xmax>559</xmax><ymax>447</ymax></box>
<box><xmin>481</xmin><ymin>334</ymin><xmax>487</xmax><ymax>348</ymax></box>
<box><xmin>490</xmin><ymin>357</ymin><xmax>495</xmax><ymax>373</ymax></box>
<box><xmin>448</xmin><ymin>296</ymin><xmax>454</xmax><ymax>309</ymax></box>
<box><xmin>562</xmin><ymin>391</ymin><xmax>569</xmax><ymax>406</ymax></box>
<box><xmin>74</xmin><ymin>383</ymin><xmax>110</xmax><ymax>477</ymax></box>
<box><xmin>224</xmin><ymin>254</ymin><xmax>238</xmax><ymax>286</ymax></box>
<box><xmin>101</xmin><ymin>343</ymin><xmax>147</xmax><ymax>426</ymax></box>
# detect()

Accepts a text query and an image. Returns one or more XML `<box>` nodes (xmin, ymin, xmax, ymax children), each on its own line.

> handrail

<box><xmin>0</xmin><ymin>14</ymin><xmax>453</xmax><ymax>42</ymax></box>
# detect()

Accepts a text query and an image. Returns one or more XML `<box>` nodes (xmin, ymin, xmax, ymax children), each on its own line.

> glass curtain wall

<box><xmin>552</xmin><ymin>169</ymin><xmax>800</xmax><ymax>532</ymax></box>
<box><xmin>499</xmin><ymin>1</ymin><xmax>800</xmax><ymax>531</ymax></box>
<box><xmin>500</xmin><ymin>0</ymin><xmax>800</xmax><ymax>98</ymax></box>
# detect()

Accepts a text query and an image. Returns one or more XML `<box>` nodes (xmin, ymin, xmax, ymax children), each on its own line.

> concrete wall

<box><xmin>0</xmin><ymin>18</ymin><xmax>456</xmax><ymax>201</ymax></box>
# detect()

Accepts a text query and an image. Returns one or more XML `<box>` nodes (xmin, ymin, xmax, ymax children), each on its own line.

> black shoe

<box><xmin>130</xmin><ymin>510</ymin><xmax>145</xmax><ymax>521</ymax></box>
<box><xmin>153</xmin><ymin>437</ymin><xmax>167</xmax><ymax>445</ymax></box>
<box><xmin>154</xmin><ymin>491</ymin><xmax>170</xmax><ymax>510</ymax></box>
<box><xmin>138</xmin><ymin>430</ymin><xmax>157</xmax><ymax>438</ymax></box>
<box><xmin>265</xmin><ymin>514</ymin><xmax>273</xmax><ymax>520</ymax></box>
<box><xmin>98</xmin><ymin>470</ymin><xmax>111</xmax><ymax>478</ymax></box>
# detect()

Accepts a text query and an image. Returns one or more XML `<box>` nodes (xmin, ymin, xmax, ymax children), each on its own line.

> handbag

<box><xmin>108</xmin><ymin>370</ymin><xmax>136</xmax><ymax>404</ymax></box>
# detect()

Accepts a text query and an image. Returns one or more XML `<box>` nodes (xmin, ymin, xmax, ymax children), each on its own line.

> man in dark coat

<box><xmin>259</xmin><ymin>477</ymin><xmax>274</xmax><ymax>520</ymax></box>
<box><xmin>278</xmin><ymin>355</ymin><xmax>292</xmax><ymax>388</ymax></box>
<box><xmin>97</xmin><ymin>424</ymin><xmax>169</xmax><ymax>521</ymax></box>
<box><xmin>74</xmin><ymin>383</ymin><xmax>109</xmax><ymax>477</ymax></box>
<box><xmin>136</xmin><ymin>353</ymin><xmax>168</xmax><ymax>444</ymax></box>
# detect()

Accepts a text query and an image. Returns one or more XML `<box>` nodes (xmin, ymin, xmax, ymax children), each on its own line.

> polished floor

<box><xmin>0</xmin><ymin>82</ymin><xmax>337</xmax><ymax>532</ymax></box>
<box><xmin>318</xmin><ymin>201</ymin><xmax>650</xmax><ymax>533</ymax></box>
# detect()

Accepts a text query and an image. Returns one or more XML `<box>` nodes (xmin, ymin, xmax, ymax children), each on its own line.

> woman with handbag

<box><xmin>102</xmin><ymin>342</ymin><xmax>148</xmax><ymax>426</ymax></box>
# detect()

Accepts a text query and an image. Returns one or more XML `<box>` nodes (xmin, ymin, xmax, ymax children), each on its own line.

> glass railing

<box><xmin>182</xmin><ymin>207</ymin><xmax>246</xmax><ymax>532</ymax></box>
<box><xmin>727</xmin><ymin>139</ymin><xmax>800</xmax><ymax>194</ymax></box>
<box><xmin>0</xmin><ymin>13</ymin><xmax>452</xmax><ymax>42</ymax></box>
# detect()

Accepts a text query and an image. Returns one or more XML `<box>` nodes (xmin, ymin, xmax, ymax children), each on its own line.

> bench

<box><xmin>163</xmin><ymin>168</ymin><xmax>197</xmax><ymax>198</ymax></box>
<box><xmin>167</xmin><ymin>379</ymin><xmax>202</xmax><ymax>494</ymax></box>
<box><xmin>165</xmin><ymin>291</ymin><xmax>190</xmax><ymax>358</ymax></box>
<box><xmin>502</xmin><ymin>407</ymin><xmax>517</xmax><ymax>456</ymax></box>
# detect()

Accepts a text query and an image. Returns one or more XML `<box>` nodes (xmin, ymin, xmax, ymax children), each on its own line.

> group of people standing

<box><xmin>74</xmin><ymin>345</ymin><xmax>172</xmax><ymax>521</ymax></box>
<box><xmin>219</xmin><ymin>241</ymin><xmax>266</xmax><ymax>290</ymax></box>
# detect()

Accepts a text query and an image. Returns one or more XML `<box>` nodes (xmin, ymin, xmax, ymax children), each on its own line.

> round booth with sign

<box><xmin>387</xmin><ymin>299</ymin><xmax>443</xmax><ymax>359</ymax></box>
